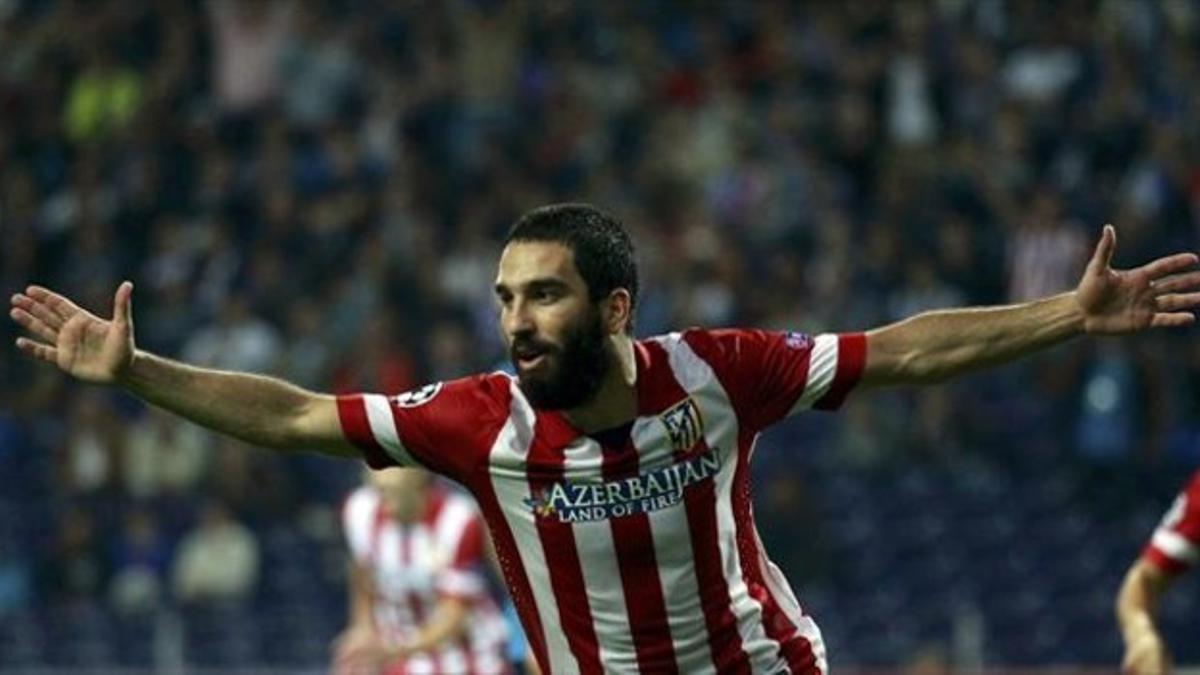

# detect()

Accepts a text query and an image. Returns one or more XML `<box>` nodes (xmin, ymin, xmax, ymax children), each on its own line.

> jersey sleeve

<box><xmin>1142</xmin><ymin>471</ymin><xmax>1200</xmax><ymax>575</ymax></box>
<box><xmin>686</xmin><ymin>328</ymin><xmax>867</xmax><ymax>430</ymax></box>
<box><xmin>435</xmin><ymin>501</ymin><xmax>489</xmax><ymax>600</ymax></box>
<box><xmin>335</xmin><ymin>374</ymin><xmax>506</xmax><ymax>482</ymax></box>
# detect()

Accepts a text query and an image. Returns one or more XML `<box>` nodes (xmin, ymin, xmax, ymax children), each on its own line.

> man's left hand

<box><xmin>1077</xmin><ymin>224</ymin><xmax>1200</xmax><ymax>334</ymax></box>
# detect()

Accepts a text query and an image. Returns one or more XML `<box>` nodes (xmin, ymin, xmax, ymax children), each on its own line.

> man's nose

<box><xmin>505</xmin><ymin>301</ymin><xmax>535</xmax><ymax>337</ymax></box>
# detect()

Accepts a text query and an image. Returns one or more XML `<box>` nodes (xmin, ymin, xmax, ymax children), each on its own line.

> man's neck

<box><xmin>564</xmin><ymin>334</ymin><xmax>637</xmax><ymax>434</ymax></box>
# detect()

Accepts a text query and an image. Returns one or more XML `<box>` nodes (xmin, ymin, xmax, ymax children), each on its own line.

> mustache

<box><xmin>510</xmin><ymin>337</ymin><xmax>557</xmax><ymax>357</ymax></box>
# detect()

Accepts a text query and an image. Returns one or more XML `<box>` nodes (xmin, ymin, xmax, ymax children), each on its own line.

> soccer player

<box><xmin>1116</xmin><ymin>470</ymin><xmax>1200</xmax><ymax>675</ymax></box>
<box><xmin>11</xmin><ymin>204</ymin><xmax>1200</xmax><ymax>674</ymax></box>
<box><xmin>333</xmin><ymin>467</ymin><xmax>510</xmax><ymax>674</ymax></box>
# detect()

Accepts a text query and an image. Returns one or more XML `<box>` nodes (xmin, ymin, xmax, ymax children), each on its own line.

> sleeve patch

<box><xmin>395</xmin><ymin>382</ymin><xmax>444</xmax><ymax>408</ymax></box>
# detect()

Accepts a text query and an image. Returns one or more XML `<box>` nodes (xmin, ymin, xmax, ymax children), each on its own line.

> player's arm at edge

<box><xmin>11</xmin><ymin>281</ymin><xmax>357</xmax><ymax>457</ymax></box>
<box><xmin>860</xmin><ymin>224</ymin><xmax>1200</xmax><ymax>389</ymax></box>
<box><xmin>121</xmin><ymin>351</ymin><xmax>356</xmax><ymax>457</ymax></box>
<box><xmin>860</xmin><ymin>291</ymin><xmax>1083</xmax><ymax>388</ymax></box>
<box><xmin>1116</xmin><ymin>558</ymin><xmax>1172</xmax><ymax>674</ymax></box>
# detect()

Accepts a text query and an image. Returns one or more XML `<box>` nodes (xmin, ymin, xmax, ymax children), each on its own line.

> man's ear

<box><xmin>603</xmin><ymin>289</ymin><xmax>633</xmax><ymax>335</ymax></box>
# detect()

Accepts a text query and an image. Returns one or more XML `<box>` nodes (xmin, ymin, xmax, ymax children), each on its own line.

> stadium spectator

<box><xmin>206</xmin><ymin>0</ymin><xmax>294</xmax><ymax>114</ymax></box>
<box><xmin>181</xmin><ymin>298</ymin><xmax>282</xmax><ymax>373</ymax></box>
<box><xmin>171</xmin><ymin>502</ymin><xmax>259</xmax><ymax>607</ymax></box>
<box><xmin>42</xmin><ymin>505</ymin><xmax>109</xmax><ymax>606</ymax></box>
<box><xmin>59</xmin><ymin>391</ymin><xmax>122</xmax><ymax>496</ymax></box>
<box><xmin>108</xmin><ymin>508</ymin><xmax>170</xmax><ymax>616</ymax></box>
<box><xmin>62</xmin><ymin>42</ymin><xmax>143</xmax><ymax>145</ymax></box>
<box><xmin>121</xmin><ymin>407</ymin><xmax>211</xmax><ymax>499</ymax></box>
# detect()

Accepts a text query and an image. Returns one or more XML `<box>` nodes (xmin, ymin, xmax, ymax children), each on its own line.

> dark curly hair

<box><xmin>504</xmin><ymin>203</ymin><xmax>639</xmax><ymax>334</ymax></box>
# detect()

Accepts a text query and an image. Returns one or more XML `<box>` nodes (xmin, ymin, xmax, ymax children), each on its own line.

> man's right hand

<box><xmin>10</xmin><ymin>281</ymin><xmax>136</xmax><ymax>384</ymax></box>
<box><xmin>1123</xmin><ymin>631</ymin><xmax>1171</xmax><ymax>675</ymax></box>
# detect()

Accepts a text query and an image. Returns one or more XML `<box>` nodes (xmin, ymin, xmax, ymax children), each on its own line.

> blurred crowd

<box><xmin>3</xmin><ymin>0</ymin><xmax>1200</xmax><ymax>666</ymax></box>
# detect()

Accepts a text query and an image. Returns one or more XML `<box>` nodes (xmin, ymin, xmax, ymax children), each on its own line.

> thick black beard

<box><xmin>517</xmin><ymin>312</ymin><xmax>610</xmax><ymax>410</ymax></box>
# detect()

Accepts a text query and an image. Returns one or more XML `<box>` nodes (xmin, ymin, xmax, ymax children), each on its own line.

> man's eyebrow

<box><xmin>494</xmin><ymin>278</ymin><xmax>570</xmax><ymax>295</ymax></box>
<box><xmin>526</xmin><ymin>279</ymin><xmax>570</xmax><ymax>292</ymax></box>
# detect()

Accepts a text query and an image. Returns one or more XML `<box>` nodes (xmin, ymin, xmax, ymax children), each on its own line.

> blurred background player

<box><xmin>334</xmin><ymin>466</ymin><xmax>510</xmax><ymax>674</ymax></box>
<box><xmin>1117</xmin><ymin>470</ymin><xmax>1200</xmax><ymax>675</ymax></box>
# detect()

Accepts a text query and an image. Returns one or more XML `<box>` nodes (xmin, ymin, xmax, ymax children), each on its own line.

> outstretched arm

<box><xmin>1117</xmin><ymin>559</ymin><xmax>1172</xmax><ymax>675</ymax></box>
<box><xmin>861</xmin><ymin>225</ymin><xmax>1200</xmax><ymax>387</ymax></box>
<box><xmin>10</xmin><ymin>282</ymin><xmax>355</xmax><ymax>456</ymax></box>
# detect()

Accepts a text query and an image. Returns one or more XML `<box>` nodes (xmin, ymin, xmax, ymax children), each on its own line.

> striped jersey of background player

<box><xmin>10</xmin><ymin>203</ymin><xmax>1200</xmax><ymax>674</ymax></box>
<box><xmin>334</xmin><ymin>467</ymin><xmax>511</xmax><ymax>674</ymax></box>
<box><xmin>1117</xmin><ymin>470</ymin><xmax>1200</xmax><ymax>675</ymax></box>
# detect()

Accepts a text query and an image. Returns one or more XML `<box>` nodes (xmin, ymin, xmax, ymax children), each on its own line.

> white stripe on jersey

<box><xmin>439</xmin><ymin>569</ymin><xmax>483</xmax><ymax>596</ymax></box>
<box><xmin>1153</xmin><ymin>528</ymin><xmax>1199</xmax><ymax>564</ymax></box>
<box><xmin>489</xmin><ymin>383</ymin><xmax>578</xmax><ymax>674</ymax></box>
<box><xmin>363</xmin><ymin>394</ymin><xmax>417</xmax><ymax>466</ymax></box>
<box><xmin>657</xmin><ymin>333</ymin><xmax>793</xmax><ymax>673</ymax></box>
<box><xmin>434</xmin><ymin>500</ymin><xmax>485</xmax><ymax>596</ymax></box>
<box><xmin>562</xmin><ymin>437</ymin><xmax>638</xmax><ymax>671</ymax></box>
<box><xmin>791</xmin><ymin>333</ymin><xmax>839</xmax><ymax>414</ymax></box>
<box><xmin>757</xmin><ymin>539</ymin><xmax>827</xmax><ymax>673</ymax></box>
<box><xmin>434</xmin><ymin>498</ymin><xmax>474</xmax><ymax>551</ymax></box>
<box><xmin>343</xmin><ymin>490</ymin><xmax>376</xmax><ymax>564</ymax></box>
<box><xmin>631</xmin><ymin>416</ymin><xmax>712</xmax><ymax>674</ymax></box>
<box><xmin>406</xmin><ymin>654</ymin><xmax>436</xmax><ymax>674</ymax></box>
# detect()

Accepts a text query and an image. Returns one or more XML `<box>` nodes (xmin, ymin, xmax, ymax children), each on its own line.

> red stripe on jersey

<box><xmin>457</xmin><ymin>384</ymin><xmax>552</xmax><ymax>674</ymax></box>
<box><xmin>600</xmin><ymin>428</ymin><xmax>678</xmax><ymax>674</ymax></box>
<box><xmin>336</xmin><ymin>395</ymin><xmax>395</xmax><ymax>469</ymax></box>
<box><xmin>674</xmin><ymin>333</ymin><xmax>817</xmax><ymax>672</ymax></box>
<box><xmin>1141</xmin><ymin>472</ymin><xmax>1200</xmax><ymax>576</ymax></box>
<box><xmin>450</xmin><ymin>516</ymin><xmax>484</xmax><ymax>569</ymax></box>
<box><xmin>683</xmin><ymin>451</ymin><xmax>754</xmax><ymax>675</ymax></box>
<box><xmin>641</xmin><ymin>340</ymin><xmax>752</xmax><ymax>674</ymax></box>
<box><xmin>1143</xmin><ymin>544</ymin><xmax>1191</xmax><ymax>576</ymax></box>
<box><xmin>528</xmin><ymin>412</ymin><xmax>604</xmax><ymax>674</ymax></box>
<box><xmin>813</xmin><ymin>333</ymin><xmax>866</xmax><ymax>411</ymax></box>
<box><xmin>465</xmin><ymin>478</ymin><xmax>551</xmax><ymax>674</ymax></box>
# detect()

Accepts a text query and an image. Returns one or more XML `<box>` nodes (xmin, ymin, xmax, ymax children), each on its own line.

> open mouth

<box><xmin>513</xmin><ymin>343</ymin><xmax>551</xmax><ymax>371</ymax></box>
<box><xmin>517</xmin><ymin>354</ymin><xmax>547</xmax><ymax>370</ymax></box>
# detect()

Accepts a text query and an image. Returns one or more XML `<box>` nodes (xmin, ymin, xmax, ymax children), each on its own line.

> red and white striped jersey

<box><xmin>341</xmin><ymin>484</ymin><xmax>510</xmax><ymax>674</ymax></box>
<box><xmin>1142</xmin><ymin>470</ymin><xmax>1200</xmax><ymax>576</ymax></box>
<box><xmin>338</xmin><ymin>328</ymin><xmax>867</xmax><ymax>675</ymax></box>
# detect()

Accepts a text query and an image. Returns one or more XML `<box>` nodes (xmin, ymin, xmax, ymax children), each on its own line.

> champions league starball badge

<box><xmin>394</xmin><ymin>382</ymin><xmax>443</xmax><ymax>408</ymax></box>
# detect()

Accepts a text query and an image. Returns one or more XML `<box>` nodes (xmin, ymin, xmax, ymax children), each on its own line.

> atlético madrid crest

<box><xmin>660</xmin><ymin>398</ymin><xmax>704</xmax><ymax>453</ymax></box>
<box><xmin>394</xmin><ymin>382</ymin><xmax>443</xmax><ymax>408</ymax></box>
